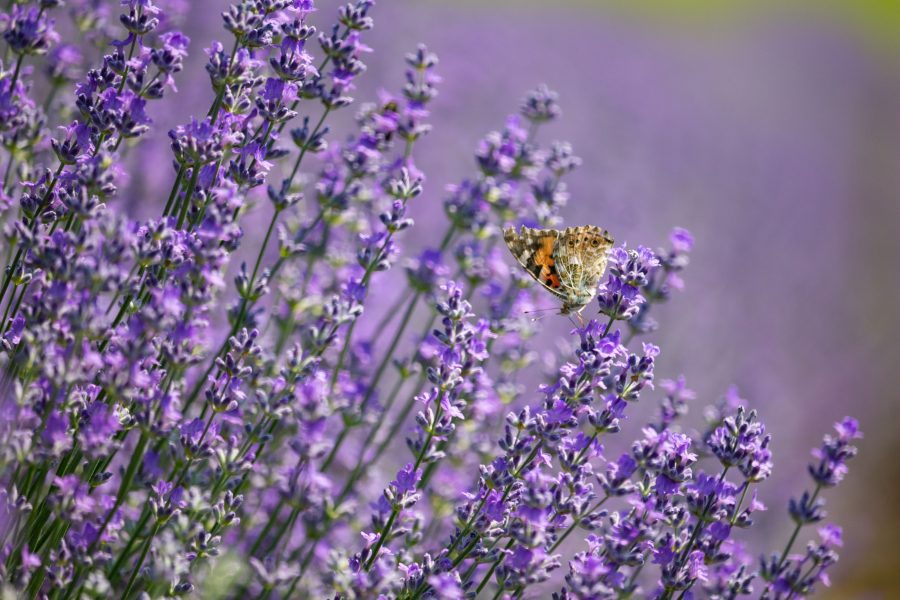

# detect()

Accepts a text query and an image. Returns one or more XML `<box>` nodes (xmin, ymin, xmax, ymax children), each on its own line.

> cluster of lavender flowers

<box><xmin>0</xmin><ymin>1</ymin><xmax>862</xmax><ymax>599</ymax></box>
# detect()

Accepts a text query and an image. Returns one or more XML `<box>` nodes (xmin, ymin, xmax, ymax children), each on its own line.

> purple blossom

<box><xmin>808</xmin><ymin>416</ymin><xmax>862</xmax><ymax>487</ymax></box>
<box><xmin>0</xmin><ymin>2</ymin><xmax>863</xmax><ymax>598</ymax></box>
<box><xmin>77</xmin><ymin>403</ymin><xmax>120</xmax><ymax>458</ymax></box>
<box><xmin>392</xmin><ymin>463</ymin><xmax>422</xmax><ymax>495</ymax></box>
<box><xmin>2</xmin><ymin>5</ymin><xmax>60</xmax><ymax>56</ymax></box>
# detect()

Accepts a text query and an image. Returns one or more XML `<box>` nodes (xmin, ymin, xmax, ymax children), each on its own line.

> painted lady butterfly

<box><xmin>503</xmin><ymin>225</ymin><xmax>614</xmax><ymax>317</ymax></box>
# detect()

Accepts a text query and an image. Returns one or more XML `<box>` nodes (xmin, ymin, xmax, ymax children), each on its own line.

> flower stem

<box><xmin>8</xmin><ymin>53</ymin><xmax>25</xmax><ymax>92</ymax></box>
<box><xmin>175</xmin><ymin>165</ymin><xmax>202</xmax><ymax>229</ymax></box>
<box><xmin>161</xmin><ymin>165</ymin><xmax>186</xmax><ymax>217</ymax></box>
<box><xmin>660</xmin><ymin>467</ymin><xmax>731</xmax><ymax>600</ymax></box>
<box><xmin>121</xmin><ymin>522</ymin><xmax>160</xmax><ymax>599</ymax></box>
<box><xmin>549</xmin><ymin>494</ymin><xmax>610</xmax><ymax>553</ymax></box>
<box><xmin>0</xmin><ymin>161</ymin><xmax>65</xmax><ymax>309</ymax></box>
<box><xmin>365</xmin><ymin>398</ymin><xmax>444</xmax><ymax>572</ymax></box>
<box><xmin>776</xmin><ymin>484</ymin><xmax>822</xmax><ymax>569</ymax></box>
<box><xmin>248</xmin><ymin>497</ymin><xmax>285</xmax><ymax>557</ymax></box>
<box><xmin>476</xmin><ymin>538</ymin><xmax>514</xmax><ymax>594</ymax></box>
<box><xmin>360</xmin><ymin>290</ymin><xmax>421</xmax><ymax>412</ymax></box>
<box><xmin>362</xmin><ymin>505</ymin><xmax>399</xmax><ymax>571</ymax></box>
<box><xmin>336</xmin><ymin>374</ymin><xmax>408</xmax><ymax>502</ymax></box>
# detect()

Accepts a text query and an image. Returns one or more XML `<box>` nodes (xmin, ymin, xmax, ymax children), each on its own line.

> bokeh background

<box><xmin>125</xmin><ymin>0</ymin><xmax>900</xmax><ymax>596</ymax></box>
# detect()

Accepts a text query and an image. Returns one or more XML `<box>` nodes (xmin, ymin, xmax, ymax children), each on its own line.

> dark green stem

<box><xmin>175</xmin><ymin>165</ymin><xmax>202</xmax><ymax>229</ymax></box>
<box><xmin>776</xmin><ymin>484</ymin><xmax>822</xmax><ymax>570</ymax></box>
<box><xmin>121</xmin><ymin>522</ymin><xmax>160</xmax><ymax>599</ymax></box>
<box><xmin>476</xmin><ymin>539</ymin><xmax>514</xmax><ymax>594</ymax></box>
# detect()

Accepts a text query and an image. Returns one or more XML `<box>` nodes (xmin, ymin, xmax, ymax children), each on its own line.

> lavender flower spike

<box><xmin>0</xmin><ymin>3</ymin><xmax>863</xmax><ymax>598</ymax></box>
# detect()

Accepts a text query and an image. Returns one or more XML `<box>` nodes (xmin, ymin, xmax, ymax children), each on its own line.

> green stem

<box><xmin>111</xmin><ymin>413</ymin><xmax>213</xmax><ymax>584</ymax></box>
<box><xmin>364</xmin><ymin>398</ymin><xmax>443</xmax><ymax>573</ymax></box>
<box><xmin>103</xmin><ymin>432</ymin><xmax>148</xmax><ymax>533</ymax></box>
<box><xmin>730</xmin><ymin>483</ymin><xmax>750</xmax><ymax>526</ymax></box>
<box><xmin>490</xmin><ymin>584</ymin><xmax>507</xmax><ymax>600</ymax></box>
<box><xmin>107</xmin><ymin>508</ymin><xmax>151</xmax><ymax>582</ymax></box>
<box><xmin>373</xmin><ymin>286</ymin><xmax>414</xmax><ymax>334</ymax></box>
<box><xmin>321</xmin><ymin>287</ymin><xmax>429</xmax><ymax>475</ymax></box>
<box><xmin>8</xmin><ymin>53</ymin><xmax>24</xmax><ymax>92</ymax></box>
<box><xmin>182</xmin><ymin>108</ymin><xmax>330</xmax><ymax>410</ymax></box>
<box><xmin>370</xmin><ymin>372</ymin><xmax>420</xmax><ymax>462</ymax></box>
<box><xmin>443</xmin><ymin>445</ymin><xmax>540</xmax><ymax>566</ymax></box>
<box><xmin>248</xmin><ymin>498</ymin><xmax>285</xmax><ymax>557</ymax></box>
<box><xmin>175</xmin><ymin>165</ymin><xmax>202</xmax><ymax>229</ymax></box>
<box><xmin>25</xmin><ymin>520</ymin><xmax>67</xmax><ymax>599</ymax></box>
<box><xmin>0</xmin><ymin>247</ymin><xmax>22</xmax><ymax>314</ymax></box>
<box><xmin>116</xmin><ymin>34</ymin><xmax>138</xmax><ymax>95</ymax></box>
<box><xmin>319</xmin><ymin>231</ymin><xmax>399</xmax><ymax>473</ymax></box>
<box><xmin>359</xmin><ymin>290</ymin><xmax>421</xmax><ymax>411</ymax></box>
<box><xmin>281</xmin><ymin>572</ymin><xmax>302</xmax><ymax>599</ymax></box>
<box><xmin>208</xmin><ymin>39</ymin><xmax>241</xmax><ymax>123</ymax></box>
<box><xmin>362</xmin><ymin>505</ymin><xmax>399</xmax><ymax>571</ymax></box>
<box><xmin>336</xmin><ymin>375</ymin><xmax>408</xmax><ymax>503</ymax></box>
<box><xmin>0</xmin><ymin>161</ymin><xmax>65</xmax><ymax>309</ymax></box>
<box><xmin>776</xmin><ymin>484</ymin><xmax>821</xmax><ymax>570</ymax></box>
<box><xmin>0</xmin><ymin>279</ymin><xmax>26</xmax><ymax>331</ymax></box>
<box><xmin>251</xmin><ymin>208</ymin><xmax>281</xmax><ymax>284</ymax></box>
<box><xmin>602</xmin><ymin>300</ymin><xmax>621</xmax><ymax>337</ymax></box>
<box><xmin>161</xmin><ymin>165</ymin><xmax>186</xmax><ymax>218</ymax></box>
<box><xmin>476</xmin><ymin>539</ymin><xmax>514</xmax><ymax>594</ymax></box>
<box><xmin>290</xmin><ymin>540</ymin><xmax>317</xmax><ymax>590</ymax></box>
<box><xmin>660</xmin><ymin>468</ymin><xmax>731</xmax><ymax>600</ymax></box>
<box><xmin>121</xmin><ymin>522</ymin><xmax>160</xmax><ymax>599</ymax></box>
<box><xmin>289</xmin><ymin>108</ymin><xmax>330</xmax><ymax>181</ymax></box>
<box><xmin>549</xmin><ymin>494</ymin><xmax>610</xmax><ymax>553</ymax></box>
<box><xmin>2</xmin><ymin>142</ymin><xmax>16</xmax><ymax>193</ymax></box>
<box><xmin>327</xmin><ymin>232</ymin><xmax>395</xmax><ymax>387</ymax></box>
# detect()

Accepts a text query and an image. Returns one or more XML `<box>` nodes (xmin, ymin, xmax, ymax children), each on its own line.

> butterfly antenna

<box><xmin>523</xmin><ymin>307</ymin><xmax>555</xmax><ymax>322</ymax></box>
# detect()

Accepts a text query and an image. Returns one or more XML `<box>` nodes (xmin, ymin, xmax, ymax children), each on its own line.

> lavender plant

<box><xmin>0</xmin><ymin>1</ymin><xmax>861</xmax><ymax>599</ymax></box>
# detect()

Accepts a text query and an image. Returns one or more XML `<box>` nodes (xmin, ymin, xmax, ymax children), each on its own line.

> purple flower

<box><xmin>150</xmin><ymin>479</ymin><xmax>185</xmax><ymax>523</ymax></box>
<box><xmin>707</xmin><ymin>407</ymin><xmax>773</xmax><ymax>482</ymax></box>
<box><xmin>392</xmin><ymin>463</ymin><xmax>422</xmax><ymax>495</ymax></box>
<box><xmin>808</xmin><ymin>416</ymin><xmax>861</xmax><ymax>487</ymax></box>
<box><xmin>428</xmin><ymin>572</ymin><xmax>465</xmax><ymax>600</ymax></box>
<box><xmin>42</xmin><ymin>410</ymin><xmax>71</xmax><ymax>455</ymax></box>
<box><xmin>670</xmin><ymin>227</ymin><xmax>695</xmax><ymax>253</ymax></box>
<box><xmin>46</xmin><ymin>43</ymin><xmax>83</xmax><ymax>81</ymax></box>
<box><xmin>78</xmin><ymin>403</ymin><xmax>120</xmax><ymax>458</ymax></box>
<box><xmin>2</xmin><ymin>314</ymin><xmax>25</xmax><ymax>349</ymax></box>
<box><xmin>520</xmin><ymin>84</ymin><xmax>561</xmax><ymax>123</ymax></box>
<box><xmin>0</xmin><ymin>5</ymin><xmax>863</xmax><ymax>597</ymax></box>
<box><xmin>759</xmin><ymin>421</ymin><xmax>861</xmax><ymax>598</ymax></box>
<box><xmin>818</xmin><ymin>523</ymin><xmax>843</xmax><ymax>548</ymax></box>
<box><xmin>20</xmin><ymin>545</ymin><xmax>41</xmax><ymax>570</ymax></box>
<box><xmin>3</xmin><ymin>6</ymin><xmax>60</xmax><ymax>56</ymax></box>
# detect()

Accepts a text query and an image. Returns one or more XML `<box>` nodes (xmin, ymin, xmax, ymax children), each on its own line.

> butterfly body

<box><xmin>503</xmin><ymin>225</ymin><xmax>614</xmax><ymax>315</ymax></box>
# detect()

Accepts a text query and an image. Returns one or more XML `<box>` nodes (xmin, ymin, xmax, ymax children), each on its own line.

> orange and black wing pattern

<box><xmin>503</xmin><ymin>226</ymin><xmax>566</xmax><ymax>299</ymax></box>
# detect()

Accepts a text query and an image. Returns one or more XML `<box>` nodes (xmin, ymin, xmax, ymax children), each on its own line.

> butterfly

<box><xmin>503</xmin><ymin>225</ymin><xmax>614</xmax><ymax>318</ymax></box>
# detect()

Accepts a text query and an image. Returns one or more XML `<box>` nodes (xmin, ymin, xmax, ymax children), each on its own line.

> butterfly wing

<box><xmin>503</xmin><ymin>226</ymin><xmax>567</xmax><ymax>300</ymax></box>
<box><xmin>554</xmin><ymin>225</ymin><xmax>615</xmax><ymax>298</ymax></box>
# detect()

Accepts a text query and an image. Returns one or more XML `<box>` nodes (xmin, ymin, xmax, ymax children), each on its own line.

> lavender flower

<box><xmin>759</xmin><ymin>418</ymin><xmax>861</xmax><ymax>599</ymax></box>
<box><xmin>0</xmin><ymin>2</ymin><xmax>863</xmax><ymax>598</ymax></box>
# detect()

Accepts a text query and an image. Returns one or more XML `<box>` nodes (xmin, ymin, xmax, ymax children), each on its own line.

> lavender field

<box><xmin>0</xmin><ymin>0</ymin><xmax>896</xmax><ymax>598</ymax></box>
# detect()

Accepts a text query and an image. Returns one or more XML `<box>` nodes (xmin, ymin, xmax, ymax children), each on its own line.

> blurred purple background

<box><xmin>123</xmin><ymin>1</ymin><xmax>900</xmax><ymax>595</ymax></box>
